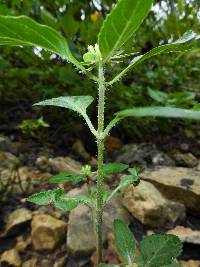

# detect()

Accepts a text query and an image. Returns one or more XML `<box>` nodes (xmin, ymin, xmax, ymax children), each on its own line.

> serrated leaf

<box><xmin>141</xmin><ymin>234</ymin><xmax>182</xmax><ymax>267</ymax></box>
<box><xmin>49</xmin><ymin>172</ymin><xmax>85</xmax><ymax>184</ymax></box>
<box><xmin>53</xmin><ymin>190</ymin><xmax>92</xmax><ymax>211</ymax></box>
<box><xmin>113</xmin><ymin>219</ymin><xmax>136</xmax><ymax>265</ymax></box>
<box><xmin>120</xmin><ymin>174</ymin><xmax>140</xmax><ymax>188</ymax></box>
<box><xmin>0</xmin><ymin>15</ymin><xmax>85</xmax><ymax>71</ymax></box>
<box><xmin>34</xmin><ymin>96</ymin><xmax>94</xmax><ymax>117</ymax></box>
<box><xmin>27</xmin><ymin>190</ymin><xmax>55</xmax><ymax>205</ymax></box>
<box><xmin>98</xmin><ymin>0</ymin><xmax>153</xmax><ymax>60</ymax></box>
<box><xmin>116</xmin><ymin>106</ymin><xmax>200</xmax><ymax>120</ymax></box>
<box><xmin>53</xmin><ymin>193</ymin><xmax>79</xmax><ymax>211</ymax></box>
<box><xmin>103</xmin><ymin>162</ymin><xmax>129</xmax><ymax>177</ymax></box>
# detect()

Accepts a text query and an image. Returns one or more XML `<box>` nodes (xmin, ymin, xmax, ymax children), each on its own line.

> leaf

<box><xmin>113</xmin><ymin>219</ymin><xmax>136</xmax><ymax>265</ymax></box>
<box><xmin>99</xmin><ymin>265</ymin><xmax>120</xmax><ymax>267</ymax></box>
<box><xmin>109</xmin><ymin>30</ymin><xmax>199</xmax><ymax>85</ymax></box>
<box><xmin>53</xmin><ymin>190</ymin><xmax>79</xmax><ymax>211</ymax></box>
<box><xmin>98</xmin><ymin>0</ymin><xmax>153</xmax><ymax>60</ymax></box>
<box><xmin>53</xmin><ymin>190</ymin><xmax>92</xmax><ymax>211</ymax></box>
<box><xmin>141</xmin><ymin>234</ymin><xmax>182</xmax><ymax>267</ymax></box>
<box><xmin>130</xmin><ymin>30</ymin><xmax>197</xmax><ymax>65</ymax></box>
<box><xmin>34</xmin><ymin>96</ymin><xmax>94</xmax><ymax>117</ymax></box>
<box><xmin>118</xmin><ymin>167</ymin><xmax>140</xmax><ymax>188</ymax></box>
<box><xmin>49</xmin><ymin>172</ymin><xmax>85</xmax><ymax>184</ymax></box>
<box><xmin>102</xmin><ymin>162</ymin><xmax>129</xmax><ymax>176</ymax></box>
<box><xmin>74</xmin><ymin>194</ymin><xmax>92</xmax><ymax>207</ymax></box>
<box><xmin>116</xmin><ymin>106</ymin><xmax>200</xmax><ymax>120</ymax></box>
<box><xmin>0</xmin><ymin>15</ymin><xmax>85</xmax><ymax>71</ymax></box>
<box><xmin>119</xmin><ymin>174</ymin><xmax>140</xmax><ymax>188</ymax></box>
<box><xmin>27</xmin><ymin>190</ymin><xmax>55</xmax><ymax>205</ymax></box>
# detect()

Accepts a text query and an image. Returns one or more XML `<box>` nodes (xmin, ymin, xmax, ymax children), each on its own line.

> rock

<box><xmin>116</xmin><ymin>143</ymin><xmax>174</xmax><ymax>167</ymax></box>
<box><xmin>67</xmin><ymin>192</ymin><xmax>130</xmax><ymax>257</ymax></box>
<box><xmin>179</xmin><ymin>143</ymin><xmax>190</xmax><ymax>152</ymax></box>
<box><xmin>151</xmin><ymin>152</ymin><xmax>174</xmax><ymax>166</ymax></box>
<box><xmin>33</xmin><ymin>205</ymin><xmax>65</xmax><ymax>219</ymax></box>
<box><xmin>31</xmin><ymin>214</ymin><xmax>67</xmax><ymax>251</ymax></box>
<box><xmin>141</xmin><ymin>167</ymin><xmax>200</xmax><ymax>215</ymax></box>
<box><xmin>22</xmin><ymin>257</ymin><xmax>37</xmax><ymax>267</ymax></box>
<box><xmin>41</xmin><ymin>259</ymin><xmax>52</xmax><ymax>267</ymax></box>
<box><xmin>0</xmin><ymin>248</ymin><xmax>21</xmax><ymax>267</ymax></box>
<box><xmin>16</xmin><ymin>235</ymin><xmax>31</xmax><ymax>252</ymax></box>
<box><xmin>53</xmin><ymin>256</ymin><xmax>68</xmax><ymax>267</ymax></box>
<box><xmin>179</xmin><ymin>260</ymin><xmax>200</xmax><ymax>267</ymax></box>
<box><xmin>35</xmin><ymin>156</ymin><xmax>49</xmax><ymax>171</ymax></box>
<box><xmin>72</xmin><ymin>139</ymin><xmax>90</xmax><ymax>161</ymax></box>
<box><xmin>0</xmin><ymin>167</ymin><xmax>51</xmax><ymax>196</ymax></box>
<box><xmin>48</xmin><ymin>156</ymin><xmax>82</xmax><ymax>173</ymax></box>
<box><xmin>173</xmin><ymin>152</ymin><xmax>198</xmax><ymax>167</ymax></box>
<box><xmin>5</xmin><ymin>208</ymin><xmax>32</xmax><ymax>236</ymax></box>
<box><xmin>122</xmin><ymin>180</ymin><xmax>185</xmax><ymax>227</ymax></box>
<box><xmin>0</xmin><ymin>134</ymin><xmax>13</xmax><ymax>151</ymax></box>
<box><xmin>168</xmin><ymin>226</ymin><xmax>200</xmax><ymax>244</ymax></box>
<box><xmin>0</xmin><ymin>151</ymin><xmax>20</xmax><ymax>171</ymax></box>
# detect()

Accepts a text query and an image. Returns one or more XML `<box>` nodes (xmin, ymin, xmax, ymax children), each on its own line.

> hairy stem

<box><xmin>96</xmin><ymin>61</ymin><xmax>106</xmax><ymax>263</ymax></box>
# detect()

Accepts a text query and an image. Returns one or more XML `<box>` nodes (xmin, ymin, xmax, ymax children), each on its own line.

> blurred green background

<box><xmin>0</xmin><ymin>0</ymin><xmax>199</xmax><ymax>152</ymax></box>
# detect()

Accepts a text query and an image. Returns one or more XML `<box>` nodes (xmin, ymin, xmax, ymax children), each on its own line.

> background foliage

<box><xmin>0</xmin><ymin>0</ymin><xmax>200</xmax><ymax>149</ymax></box>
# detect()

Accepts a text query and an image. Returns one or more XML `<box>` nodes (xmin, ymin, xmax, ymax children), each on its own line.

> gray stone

<box><xmin>67</xmin><ymin>191</ymin><xmax>130</xmax><ymax>257</ymax></box>
<box><xmin>116</xmin><ymin>143</ymin><xmax>174</xmax><ymax>167</ymax></box>
<box><xmin>122</xmin><ymin>180</ymin><xmax>185</xmax><ymax>227</ymax></box>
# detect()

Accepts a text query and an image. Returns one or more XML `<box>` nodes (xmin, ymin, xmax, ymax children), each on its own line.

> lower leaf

<box><xmin>141</xmin><ymin>234</ymin><xmax>182</xmax><ymax>267</ymax></box>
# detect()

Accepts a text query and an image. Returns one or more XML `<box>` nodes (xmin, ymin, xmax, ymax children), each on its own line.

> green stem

<box><xmin>96</xmin><ymin>61</ymin><xmax>106</xmax><ymax>264</ymax></box>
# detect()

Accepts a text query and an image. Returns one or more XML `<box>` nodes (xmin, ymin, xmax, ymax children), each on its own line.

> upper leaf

<box><xmin>113</xmin><ymin>219</ymin><xmax>136</xmax><ymax>265</ymax></box>
<box><xmin>0</xmin><ymin>15</ymin><xmax>85</xmax><ymax>71</ymax></box>
<box><xmin>116</xmin><ymin>106</ymin><xmax>200</xmax><ymax>120</ymax></box>
<box><xmin>49</xmin><ymin>172</ymin><xmax>85</xmax><ymax>184</ymax></box>
<box><xmin>127</xmin><ymin>30</ymin><xmax>198</xmax><ymax>68</ymax></box>
<box><xmin>34</xmin><ymin>96</ymin><xmax>94</xmax><ymax>117</ymax></box>
<box><xmin>102</xmin><ymin>162</ymin><xmax>129</xmax><ymax>177</ymax></box>
<box><xmin>141</xmin><ymin>234</ymin><xmax>182</xmax><ymax>267</ymax></box>
<box><xmin>108</xmin><ymin>30</ymin><xmax>199</xmax><ymax>85</ymax></box>
<box><xmin>98</xmin><ymin>0</ymin><xmax>153</xmax><ymax>60</ymax></box>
